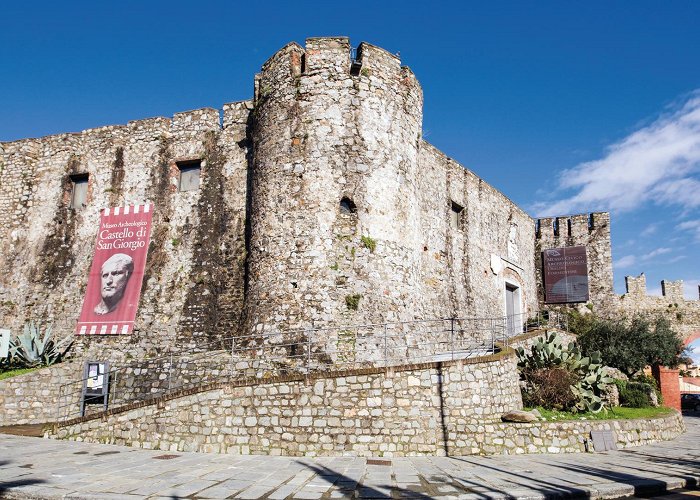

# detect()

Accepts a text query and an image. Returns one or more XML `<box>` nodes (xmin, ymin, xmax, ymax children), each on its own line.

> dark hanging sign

<box><xmin>543</xmin><ymin>246</ymin><xmax>589</xmax><ymax>303</ymax></box>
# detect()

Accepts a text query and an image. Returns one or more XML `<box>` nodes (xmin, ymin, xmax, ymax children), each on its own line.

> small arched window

<box><xmin>340</xmin><ymin>197</ymin><xmax>357</xmax><ymax>215</ymax></box>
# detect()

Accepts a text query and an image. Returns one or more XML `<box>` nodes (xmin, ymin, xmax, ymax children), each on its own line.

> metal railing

<box><xmin>55</xmin><ymin>310</ymin><xmax>566</xmax><ymax>422</ymax></box>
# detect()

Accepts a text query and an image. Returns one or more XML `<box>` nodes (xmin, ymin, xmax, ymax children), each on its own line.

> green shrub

<box><xmin>575</xmin><ymin>314</ymin><xmax>685</xmax><ymax>377</ymax></box>
<box><xmin>614</xmin><ymin>378</ymin><xmax>656</xmax><ymax>408</ymax></box>
<box><xmin>620</xmin><ymin>382</ymin><xmax>653</xmax><ymax>408</ymax></box>
<box><xmin>632</xmin><ymin>373</ymin><xmax>663</xmax><ymax>404</ymax></box>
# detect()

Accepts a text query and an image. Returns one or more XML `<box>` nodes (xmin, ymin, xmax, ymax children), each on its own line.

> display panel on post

<box><xmin>76</xmin><ymin>204</ymin><xmax>153</xmax><ymax>335</ymax></box>
<box><xmin>543</xmin><ymin>246</ymin><xmax>589</xmax><ymax>303</ymax></box>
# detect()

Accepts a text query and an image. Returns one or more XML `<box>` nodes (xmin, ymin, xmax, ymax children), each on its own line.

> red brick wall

<box><xmin>652</xmin><ymin>365</ymin><xmax>681</xmax><ymax>410</ymax></box>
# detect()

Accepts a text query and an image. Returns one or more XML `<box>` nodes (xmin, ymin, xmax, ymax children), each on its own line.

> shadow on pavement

<box><xmin>298</xmin><ymin>462</ymin><xmax>436</xmax><ymax>499</ymax></box>
<box><xmin>0</xmin><ymin>478</ymin><xmax>47</xmax><ymax>495</ymax></box>
<box><xmin>450</xmin><ymin>456</ymin><xmax>595</xmax><ymax>498</ymax></box>
<box><xmin>551</xmin><ymin>461</ymin><xmax>698</xmax><ymax>496</ymax></box>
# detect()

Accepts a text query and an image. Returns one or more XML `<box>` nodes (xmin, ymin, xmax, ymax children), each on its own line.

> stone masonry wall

<box><xmin>474</xmin><ymin>410</ymin><xmax>684</xmax><ymax>455</ymax></box>
<box><xmin>619</xmin><ymin>273</ymin><xmax>700</xmax><ymax>341</ymax></box>
<box><xmin>245</xmin><ymin>38</ymin><xmax>425</xmax><ymax>346</ymax></box>
<box><xmin>535</xmin><ymin>212</ymin><xmax>614</xmax><ymax>312</ymax></box>
<box><xmin>52</xmin><ymin>350</ymin><xmax>684</xmax><ymax>457</ymax></box>
<box><xmin>0</xmin><ymin>362</ymin><xmax>78</xmax><ymax>425</ymax></box>
<box><xmin>0</xmin><ymin>103</ymin><xmax>251</xmax><ymax>363</ymax></box>
<box><xmin>1</xmin><ymin>37</ymin><xmax>540</xmax><ymax>371</ymax></box>
<box><xmin>54</xmin><ymin>352</ymin><xmax>523</xmax><ymax>456</ymax></box>
<box><xmin>417</xmin><ymin>145</ymin><xmax>538</xmax><ymax>333</ymax></box>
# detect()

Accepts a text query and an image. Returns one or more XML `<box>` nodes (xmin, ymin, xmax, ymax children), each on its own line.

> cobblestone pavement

<box><xmin>0</xmin><ymin>415</ymin><xmax>698</xmax><ymax>499</ymax></box>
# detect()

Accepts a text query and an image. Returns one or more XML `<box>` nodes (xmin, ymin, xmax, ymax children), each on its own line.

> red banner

<box><xmin>76</xmin><ymin>204</ymin><xmax>153</xmax><ymax>335</ymax></box>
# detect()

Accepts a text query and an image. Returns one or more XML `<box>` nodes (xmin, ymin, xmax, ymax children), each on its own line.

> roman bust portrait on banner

<box><xmin>94</xmin><ymin>253</ymin><xmax>134</xmax><ymax>315</ymax></box>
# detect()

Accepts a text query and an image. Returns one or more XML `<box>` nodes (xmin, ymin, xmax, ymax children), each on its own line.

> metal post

<box><xmin>168</xmin><ymin>352</ymin><xmax>173</xmax><ymax>392</ymax></box>
<box><xmin>112</xmin><ymin>369</ymin><xmax>118</xmax><ymax>406</ymax></box>
<box><xmin>493</xmin><ymin>319</ymin><xmax>497</xmax><ymax>352</ymax></box>
<box><xmin>306</xmin><ymin>330</ymin><xmax>311</xmax><ymax>374</ymax></box>
<box><xmin>383</xmin><ymin>323</ymin><xmax>388</xmax><ymax>365</ymax></box>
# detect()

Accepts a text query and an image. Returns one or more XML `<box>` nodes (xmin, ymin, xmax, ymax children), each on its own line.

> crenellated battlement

<box><xmin>621</xmin><ymin>273</ymin><xmax>700</xmax><ymax>341</ymax></box>
<box><xmin>625</xmin><ymin>273</ymin><xmax>698</xmax><ymax>301</ymax></box>
<box><xmin>535</xmin><ymin>212</ymin><xmax>609</xmax><ymax>240</ymax></box>
<box><xmin>254</xmin><ymin>37</ymin><xmax>421</xmax><ymax>106</ymax></box>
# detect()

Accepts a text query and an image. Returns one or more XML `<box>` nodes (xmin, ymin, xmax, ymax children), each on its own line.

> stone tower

<box><xmin>246</xmin><ymin>37</ymin><xmax>424</xmax><ymax>343</ymax></box>
<box><xmin>535</xmin><ymin>212</ymin><xmax>614</xmax><ymax>310</ymax></box>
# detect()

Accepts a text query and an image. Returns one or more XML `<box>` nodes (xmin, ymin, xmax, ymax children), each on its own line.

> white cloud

<box><xmin>641</xmin><ymin>247</ymin><xmax>672</xmax><ymax>260</ymax></box>
<box><xmin>614</xmin><ymin>247</ymin><xmax>672</xmax><ymax>270</ymax></box>
<box><xmin>532</xmin><ymin>91</ymin><xmax>700</xmax><ymax>216</ymax></box>
<box><xmin>614</xmin><ymin>255</ymin><xmax>636</xmax><ymax>268</ymax></box>
<box><xmin>640</xmin><ymin>223</ymin><xmax>659</xmax><ymax>237</ymax></box>
<box><xmin>677</xmin><ymin>219</ymin><xmax>700</xmax><ymax>241</ymax></box>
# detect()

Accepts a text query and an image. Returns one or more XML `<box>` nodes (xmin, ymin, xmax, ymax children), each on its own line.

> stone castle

<box><xmin>0</xmin><ymin>36</ymin><xmax>697</xmax><ymax>361</ymax></box>
<box><xmin>2</xmin><ymin>36</ymin><xmax>699</xmax><ymax>457</ymax></box>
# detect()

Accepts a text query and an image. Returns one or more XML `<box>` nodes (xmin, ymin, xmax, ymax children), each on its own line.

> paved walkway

<box><xmin>1</xmin><ymin>415</ymin><xmax>699</xmax><ymax>499</ymax></box>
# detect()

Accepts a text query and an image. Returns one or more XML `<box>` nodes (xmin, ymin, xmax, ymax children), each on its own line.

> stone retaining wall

<box><xmin>50</xmin><ymin>349</ymin><xmax>686</xmax><ymax>457</ymax></box>
<box><xmin>0</xmin><ymin>363</ymin><xmax>77</xmax><ymax>425</ymax></box>
<box><xmin>468</xmin><ymin>410</ymin><xmax>684</xmax><ymax>455</ymax></box>
<box><xmin>53</xmin><ymin>352</ymin><xmax>523</xmax><ymax>456</ymax></box>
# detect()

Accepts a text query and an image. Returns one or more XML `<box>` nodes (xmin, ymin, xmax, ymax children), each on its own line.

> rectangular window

<box><xmin>450</xmin><ymin>201</ymin><xmax>464</xmax><ymax>230</ymax></box>
<box><xmin>70</xmin><ymin>174</ymin><xmax>89</xmax><ymax>209</ymax></box>
<box><xmin>177</xmin><ymin>160</ymin><xmax>201</xmax><ymax>192</ymax></box>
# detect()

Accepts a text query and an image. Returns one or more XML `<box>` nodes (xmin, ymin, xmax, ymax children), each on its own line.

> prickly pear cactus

<box><xmin>517</xmin><ymin>332</ymin><xmax>613</xmax><ymax>413</ymax></box>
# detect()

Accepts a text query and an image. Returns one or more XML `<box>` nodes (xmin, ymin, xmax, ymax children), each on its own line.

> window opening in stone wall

<box><xmin>567</xmin><ymin>219</ymin><xmax>572</xmax><ymax>237</ymax></box>
<box><xmin>301</xmin><ymin>54</ymin><xmax>306</xmax><ymax>74</ymax></box>
<box><xmin>450</xmin><ymin>201</ymin><xmax>464</xmax><ymax>230</ymax></box>
<box><xmin>177</xmin><ymin>160</ymin><xmax>201</xmax><ymax>192</ymax></box>
<box><xmin>350</xmin><ymin>46</ymin><xmax>363</xmax><ymax>76</ymax></box>
<box><xmin>340</xmin><ymin>197</ymin><xmax>357</xmax><ymax>215</ymax></box>
<box><xmin>69</xmin><ymin>174</ymin><xmax>89</xmax><ymax>209</ymax></box>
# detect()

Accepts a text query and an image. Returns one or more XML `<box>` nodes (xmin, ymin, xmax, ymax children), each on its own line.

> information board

<box><xmin>543</xmin><ymin>246</ymin><xmax>589</xmax><ymax>303</ymax></box>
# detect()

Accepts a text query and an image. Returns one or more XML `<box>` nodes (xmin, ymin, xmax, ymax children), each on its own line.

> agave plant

<box><xmin>12</xmin><ymin>321</ymin><xmax>73</xmax><ymax>367</ymax></box>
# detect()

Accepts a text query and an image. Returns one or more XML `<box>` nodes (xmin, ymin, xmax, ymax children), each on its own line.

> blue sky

<box><xmin>1</xmin><ymin>1</ymin><xmax>699</xmax><ymax>300</ymax></box>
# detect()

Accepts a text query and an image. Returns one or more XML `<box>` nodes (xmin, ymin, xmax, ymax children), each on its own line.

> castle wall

<box><xmin>1</xmin><ymin>37</ymin><xmax>541</xmax><ymax>370</ymax></box>
<box><xmin>0</xmin><ymin>103</ymin><xmax>252</xmax><ymax>362</ymax></box>
<box><xmin>619</xmin><ymin>273</ymin><xmax>700</xmax><ymax>340</ymax></box>
<box><xmin>416</xmin><ymin>144</ymin><xmax>537</xmax><ymax>327</ymax></box>
<box><xmin>245</xmin><ymin>37</ymin><xmax>538</xmax><ymax>358</ymax></box>
<box><xmin>535</xmin><ymin>212</ymin><xmax>614</xmax><ymax>311</ymax></box>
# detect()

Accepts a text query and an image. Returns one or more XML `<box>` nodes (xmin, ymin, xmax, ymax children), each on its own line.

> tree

<box><xmin>574</xmin><ymin>314</ymin><xmax>685</xmax><ymax>377</ymax></box>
